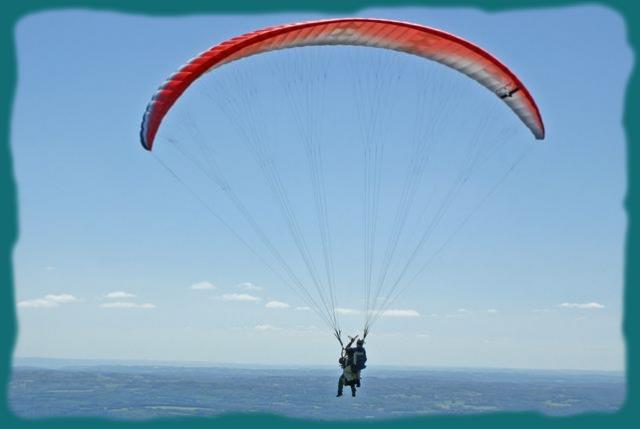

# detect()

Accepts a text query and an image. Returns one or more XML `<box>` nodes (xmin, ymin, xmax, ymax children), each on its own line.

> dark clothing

<box><xmin>337</xmin><ymin>364</ymin><xmax>358</xmax><ymax>397</ymax></box>
<box><xmin>346</xmin><ymin>346</ymin><xmax>367</xmax><ymax>371</ymax></box>
<box><xmin>337</xmin><ymin>373</ymin><xmax>357</xmax><ymax>397</ymax></box>
<box><xmin>337</xmin><ymin>345</ymin><xmax>367</xmax><ymax>397</ymax></box>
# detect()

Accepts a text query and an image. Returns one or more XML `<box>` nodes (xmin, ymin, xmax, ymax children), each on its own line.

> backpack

<box><xmin>352</xmin><ymin>349</ymin><xmax>367</xmax><ymax>371</ymax></box>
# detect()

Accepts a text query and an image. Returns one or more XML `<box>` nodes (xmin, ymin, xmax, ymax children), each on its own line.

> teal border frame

<box><xmin>0</xmin><ymin>1</ymin><xmax>636</xmax><ymax>427</ymax></box>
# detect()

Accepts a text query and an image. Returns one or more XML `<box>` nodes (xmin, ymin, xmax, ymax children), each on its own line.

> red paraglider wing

<box><xmin>140</xmin><ymin>18</ymin><xmax>545</xmax><ymax>150</ymax></box>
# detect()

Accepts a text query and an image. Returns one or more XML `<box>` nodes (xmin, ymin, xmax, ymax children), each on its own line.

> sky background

<box><xmin>10</xmin><ymin>5</ymin><xmax>631</xmax><ymax>371</ymax></box>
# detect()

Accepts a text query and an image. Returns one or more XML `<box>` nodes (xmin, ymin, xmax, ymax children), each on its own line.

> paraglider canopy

<box><xmin>140</xmin><ymin>18</ymin><xmax>544</xmax><ymax>151</ymax></box>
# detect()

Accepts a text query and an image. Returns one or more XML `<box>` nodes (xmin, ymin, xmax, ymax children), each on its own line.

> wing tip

<box><xmin>139</xmin><ymin>123</ymin><xmax>153</xmax><ymax>151</ymax></box>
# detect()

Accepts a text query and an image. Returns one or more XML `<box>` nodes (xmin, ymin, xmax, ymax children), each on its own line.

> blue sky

<box><xmin>11</xmin><ymin>5</ymin><xmax>631</xmax><ymax>370</ymax></box>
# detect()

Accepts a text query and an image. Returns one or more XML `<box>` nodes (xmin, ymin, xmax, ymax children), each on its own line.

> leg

<box><xmin>350</xmin><ymin>382</ymin><xmax>357</xmax><ymax>397</ymax></box>
<box><xmin>337</xmin><ymin>375</ymin><xmax>344</xmax><ymax>397</ymax></box>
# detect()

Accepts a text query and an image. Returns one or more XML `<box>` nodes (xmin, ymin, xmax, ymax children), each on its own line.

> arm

<box><xmin>345</xmin><ymin>336</ymin><xmax>358</xmax><ymax>349</ymax></box>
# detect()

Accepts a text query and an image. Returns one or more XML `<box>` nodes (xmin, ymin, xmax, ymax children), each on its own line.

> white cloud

<box><xmin>103</xmin><ymin>302</ymin><xmax>134</xmax><ymax>308</ymax></box>
<box><xmin>559</xmin><ymin>302</ymin><xmax>604</xmax><ymax>309</ymax></box>
<box><xmin>265</xmin><ymin>300</ymin><xmax>290</xmax><ymax>309</ymax></box>
<box><xmin>381</xmin><ymin>309</ymin><xmax>420</xmax><ymax>318</ymax></box>
<box><xmin>296</xmin><ymin>306</ymin><xmax>311</xmax><ymax>311</ymax></box>
<box><xmin>189</xmin><ymin>282</ymin><xmax>216</xmax><ymax>290</ymax></box>
<box><xmin>138</xmin><ymin>303</ymin><xmax>156</xmax><ymax>309</ymax></box>
<box><xmin>238</xmin><ymin>282</ymin><xmax>262</xmax><ymax>291</ymax></box>
<box><xmin>100</xmin><ymin>302</ymin><xmax>155</xmax><ymax>309</ymax></box>
<box><xmin>44</xmin><ymin>294</ymin><xmax>79</xmax><ymax>304</ymax></box>
<box><xmin>254</xmin><ymin>324</ymin><xmax>280</xmax><ymax>331</ymax></box>
<box><xmin>444</xmin><ymin>308</ymin><xmax>472</xmax><ymax>319</ymax></box>
<box><xmin>18</xmin><ymin>299</ymin><xmax>58</xmax><ymax>308</ymax></box>
<box><xmin>487</xmin><ymin>309</ymin><xmax>498</xmax><ymax>314</ymax></box>
<box><xmin>18</xmin><ymin>293</ymin><xmax>79</xmax><ymax>308</ymax></box>
<box><xmin>335</xmin><ymin>307</ymin><xmax>361</xmax><ymax>315</ymax></box>
<box><xmin>44</xmin><ymin>266</ymin><xmax>56</xmax><ymax>271</ymax></box>
<box><xmin>104</xmin><ymin>291</ymin><xmax>136</xmax><ymax>299</ymax></box>
<box><xmin>221</xmin><ymin>293</ymin><xmax>261</xmax><ymax>302</ymax></box>
<box><xmin>293</xmin><ymin>324</ymin><xmax>318</xmax><ymax>331</ymax></box>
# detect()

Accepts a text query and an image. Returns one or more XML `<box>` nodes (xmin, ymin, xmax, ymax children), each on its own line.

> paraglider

<box><xmin>337</xmin><ymin>336</ymin><xmax>367</xmax><ymax>397</ymax></box>
<box><xmin>139</xmin><ymin>18</ymin><xmax>544</xmax><ymax>395</ymax></box>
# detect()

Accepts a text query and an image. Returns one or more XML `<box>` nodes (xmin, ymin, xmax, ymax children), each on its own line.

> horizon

<box><xmin>11</xmin><ymin>356</ymin><xmax>626</xmax><ymax>375</ymax></box>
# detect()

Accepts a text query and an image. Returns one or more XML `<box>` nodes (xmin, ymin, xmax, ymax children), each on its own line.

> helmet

<box><xmin>356</xmin><ymin>339</ymin><xmax>364</xmax><ymax>346</ymax></box>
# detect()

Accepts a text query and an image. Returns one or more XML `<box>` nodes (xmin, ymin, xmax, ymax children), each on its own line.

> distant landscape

<box><xmin>10</xmin><ymin>359</ymin><xmax>625</xmax><ymax>420</ymax></box>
